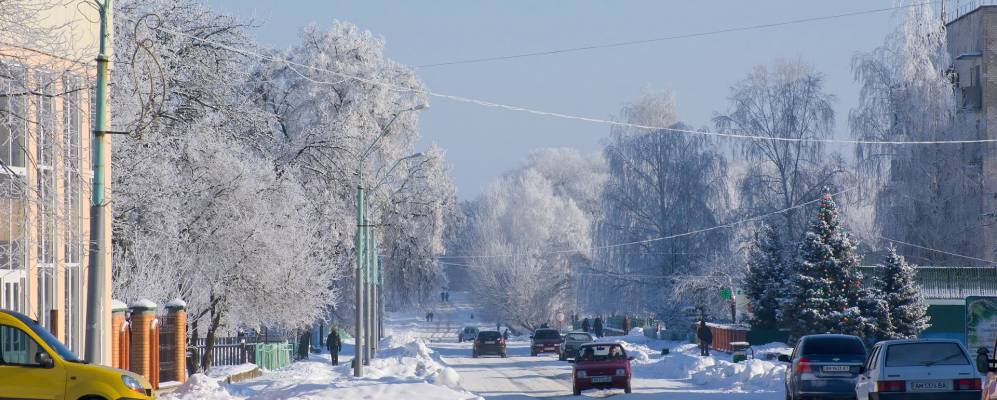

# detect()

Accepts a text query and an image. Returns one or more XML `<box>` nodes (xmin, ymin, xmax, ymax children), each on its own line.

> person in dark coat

<box><xmin>593</xmin><ymin>317</ymin><xmax>604</xmax><ymax>338</ymax></box>
<box><xmin>581</xmin><ymin>317</ymin><xmax>591</xmax><ymax>333</ymax></box>
<box><xmin>696</xmin><ymin>320</ymin><xmax>713</xmax><ymax>356</ymax></box>
<box><xmin>298</xmin><ymin>330</ymin><xmax>312</xmax><ymax>360</ymax></box>
<box><xmin>623</xmin><ymin>316</ymin><xmax>632</xmax><ymax>334</ymax></box>
<box><xmin>503</xmin><ymin>328</ymin><xmax>510</xmax><ymax>340</ymax></box>
<box><xmin>326</xmin><ymin>326</ymin><xmax>342</xmax><ymax>365</ymax></box>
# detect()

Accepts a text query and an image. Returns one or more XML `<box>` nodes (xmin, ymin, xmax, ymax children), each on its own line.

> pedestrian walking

<box><xmin>298</xmin><ymin>329</ymin><xmax>311</xmax><ymax>360</ymax></box>
<box><xmin>497</xmin><ymin>322</ymin><xmax>501</xmax><ymax>331</ymax></box>
<box><xmin>503</xmin><ymin>328</ymin><xmax>510</xmax><ymax>341</ymax></box>
<box><xmin>623</xmin><ymin>316</ymin><xmax>632</xmax><ymax>334</ymax></box>
<box><xmin>441</xmin><ymin>291</ymin><xmax>446</xmax><ymax>303</ymax></box>
<box><xmin>326</xmin><ymin>326</ymin><xmax>342</xmax><ymax>365</ymax></box>
<box><xmin>593</xmin><ymin>317</ymin><xmax>604</xmax><ymax>338</ymax></box>
<box><xmin>581</xmin><ymin>317</ymin><xmax>591</xmax><ymax>333</ymax></box>
<box><xmin>696</xmin><ymin>320</ymin><xmax>713</xmax><ymax>357</ymax></box>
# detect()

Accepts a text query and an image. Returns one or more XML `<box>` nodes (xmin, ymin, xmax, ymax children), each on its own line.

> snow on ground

<box><xmin>162</xmin><ymin>333</ymin><xmax>480</xmax><ymax>400</ymax></box>
<box><xmin>163</xmin><ymin>291</ymin><xmax>793</xmax><ymax>399</ymax></box>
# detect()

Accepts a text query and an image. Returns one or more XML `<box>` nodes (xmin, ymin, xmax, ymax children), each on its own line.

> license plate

<box><xmin>545</xmin><ymin>346</ymin><xmax>554</xmax><ymax>350</ymax></box>
<box><xmin>821</xmin><ymin>365</ymin><xmax>851</xmax><ymax>373</ymax></box>
<box><xmin>484</xmin><ymin>341</ymin><xmax>494</xmax><ymax>344</ymax></box>
<box><xmin>911</xmin><ymin>380</ymin><xmax>950</xmax><ymax>392</ymax></box>
<box><xmin>591</xmin><ymin>376</ymin><xmax>612</xmax><ymax>383</ymax></box>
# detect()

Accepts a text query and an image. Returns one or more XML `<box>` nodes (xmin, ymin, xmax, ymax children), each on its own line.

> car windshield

<box><xmin>478</xmin><ymin>331</ymin><xmax>500</xmax><ymax>340</ymax></box>
<box><xmin>9</xmin><ymin>312</ymin><xmax>82</xmax><ymax>363</ymax></box>
<box><xmin>577</xmin><ymin>344</ymin><xmax>626</xmax><ymax>361</ymax></box>
<box><xmin>802</xmin><ymin>337</ymin><xmax>866</xmax><ymax>356</ymax></box>
<box><xmin>534</xmin><ymin>330</ymin><xmax>559</xmax><ymax>339</ymax></box>
<box><xmin>885</xmin><ymin>343</ymin><xmax>969</xmax><ymax>367</ymax></box>
<box><xmin>566</xmin><ymin>333</ymin><xmax>592</xmax><ymax>341</ymax></box>
<box><xmin>464</xmin><ymin>328</ymin><xmax>476</xmax><ymax>333</ymax></box>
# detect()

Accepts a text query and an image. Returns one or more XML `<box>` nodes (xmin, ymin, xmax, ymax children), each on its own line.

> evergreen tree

<box><xmin>877</xmin><ymin>245</ymin><xmax>929</xmax><ymax>339</ymax></box>
<box><xmin>782</xmin><ymin>188</ymin><xmax>867</xmax><ymax>340</ymax></box>
<box><xmin>744</xmin><ymin>223</ymin><xmax>785</xmax><ymax>329</ymax></box>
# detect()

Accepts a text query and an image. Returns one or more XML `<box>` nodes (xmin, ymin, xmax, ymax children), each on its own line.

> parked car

<box><xmin>780</xmin><ymin>334</ymin><xmax>867</xmax><ymax>400</ymax></box>
<box><xmin>855</xmin><ymin>339</ymin><xmax>982</xmax><ymax>400</ymax></box>
<box><xmin>0</xmin><ymin>309</ymin><xmax>155</xmax><ymax>400</ymax></box>
<box><xmin>473</xmin><ymin>330</ymin><xmax>507</xmax><ymax>358</ymax></box>
<box><xmin>458</xmin><ymin>326</ymin><xmax>479</xmax><ymax>343</ymax></box>
<box><xmin>560</xmin><ymin>331</ymin><xmax>594</xmax><ymax>361</ymax></box>
<box><xmin>530</xmin><ymin>328</ymin><xmax>563</xmax><ymax>356</ymax></box>
<box><xmin>569</xmin><ymin>342</ymin><xmax>633</xmax><ymax>395</ymax></box>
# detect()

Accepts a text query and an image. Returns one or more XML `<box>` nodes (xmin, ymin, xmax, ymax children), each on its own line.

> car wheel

<box><xmin>624</xmin><ymin>382</ymin><xmax>632</xmax><ymax>394</ymax></box>
<box><xmin>572</xmin><ymin>383</ymin><xmax>581</xmax><ymax>396</ymax></box>
<box><xmin>559</xmin><ymin>353</ymin><xmax>567</xmax><ymax>361</ymax></box>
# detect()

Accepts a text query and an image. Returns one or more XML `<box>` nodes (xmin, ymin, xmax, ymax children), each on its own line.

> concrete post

<box><xmin>111</xmin><ymin>299</ymin><xmax>128</xmax><ymax>370</ymax></box>
<box><xmin>128</xmin><ymin>299</ymin><xmax>157</xmax><ymax>380</ymax></box>
<box><xmin>165</xmin><ymin>298</ymin><xmax>187</xmax><ymax>383</ymax></box>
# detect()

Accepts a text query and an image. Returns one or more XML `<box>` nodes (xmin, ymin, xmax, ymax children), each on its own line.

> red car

<box><xmin>530</xmin><ymin>328</ymin><xmax>563</xmax><ymax>356</ymax></box>
<box><xmin>569</xmin><ymin>342</ymin><xmax>633</xmax><ymax>395</ymax></box>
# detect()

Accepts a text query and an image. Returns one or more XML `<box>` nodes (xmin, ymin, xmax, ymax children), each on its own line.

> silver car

<box><xmin>855</xmin><ymin>339</ymin><xmax>982</xmax><ymax>400</ymax></box>
<box><xmin>458</xmin><ymin>326</ymin><xmax>479</xmax><ymax>343</ymax></box>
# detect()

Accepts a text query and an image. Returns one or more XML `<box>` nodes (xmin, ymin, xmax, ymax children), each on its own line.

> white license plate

<box><xmin>911</xmin><ymin>380</ymin><xmax>951</xmax><ymax>392</ymax></box>
<box><xmin>484</xmin><ymin>341</ymin><xmax>494</xmax><ymax>344</ymax></box>
<box><xmin>821</xmin><ymin>365</ymin><xmax>851</xmax><ymax>373</ymax></box>
<box><xmin>591</xmin><ymin>376</ymin><xmax>612</xmax><ymax>383</ymax></box>
<box><xmin>545</xmin><ymin>346</ymin><xmax>554</xmax><ymax>350</ymax></box>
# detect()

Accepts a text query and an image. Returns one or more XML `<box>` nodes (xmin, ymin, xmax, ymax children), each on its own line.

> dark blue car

<box><xmin>781</xmin><ymin>334</ymin><xmax>867</xmax><ymax>400</ymax></box>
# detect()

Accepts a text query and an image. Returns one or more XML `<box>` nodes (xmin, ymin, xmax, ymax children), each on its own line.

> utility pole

<box><xmin>353</xmin><ymin>182</ymin><xmax>365</xmax><ymax>377</ymax></box>
<box><xmin>364</xmin><ymin>222</ymin><xmax>372</xmax><ymax>366</ymax></box>
<box><xmin>84</xmin><ymin>0</ymin><xmax>113</xmax><ymax>365</ymax></box>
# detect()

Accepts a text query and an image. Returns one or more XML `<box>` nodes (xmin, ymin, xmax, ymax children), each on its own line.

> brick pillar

<box><xmin>165</xmin><ymin>298</ymin><xmax>187</xmax><ymax>383</ymax></box>
<box><xmin>128</xmin><ymin>299</ymin><xmax>157</xmax><ymax>380</ymax></box>
<box><xmin>111</xmin><ymin>300</ymin><xmax>128</xmax><ymax>370</ymax></box>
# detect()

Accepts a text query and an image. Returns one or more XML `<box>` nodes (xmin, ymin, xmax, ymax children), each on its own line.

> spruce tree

<box><xmin>783</xmin><ymin>188</ymin><xmax>866</xmax><ymax>340</ymax></box>
<box><xmin>744</xmin><ymin>223</ymin><xmax>784</xmax><ymax>329</ymax></box>
<box><xmin>877</xmin><ymin>245</ymin><xmax>929</xmax><ymax>339</ymax></box>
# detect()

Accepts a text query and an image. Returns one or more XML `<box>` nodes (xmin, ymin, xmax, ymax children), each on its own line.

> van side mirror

<box><xmin>977</xmin><ymin>353</ymin><xmax>997</xmax><ymax>374</ymax></box>
<box><xmin>35</xmin><ymin>351</ymin><xmax>53</xmax><ymax>368</ymax></box>
<box><xmin>777</xmin><ymin>354</ymin><xmax>791</xmax><ymax>363</ymax></box>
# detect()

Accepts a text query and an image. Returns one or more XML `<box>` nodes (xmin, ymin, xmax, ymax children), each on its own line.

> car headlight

<box><xmin>576</xmin><ymin>370</ymin><xmax>587</xmax><ymax>378</ymax></box>
<box><xmin>121</xmin><ymin>374</ymin><xmax>144</xmax><ymax>394</ymax></box>
<box><xmin>615</xmin><ymin>369</ymin><xmax>626</xmax><ymax>376</ymax></box>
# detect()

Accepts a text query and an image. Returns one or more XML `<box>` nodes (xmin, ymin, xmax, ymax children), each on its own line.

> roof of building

<box><xmin>859</xmin><ymin>265</ymin><xmax>997</xmax><ymax>300</ymax></box>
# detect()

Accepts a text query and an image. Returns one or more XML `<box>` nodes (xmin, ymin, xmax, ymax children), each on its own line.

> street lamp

<box><xmin>353</xmin><ymin>104</ymin><xmax>426</xmax><ymax>377</ymax></box>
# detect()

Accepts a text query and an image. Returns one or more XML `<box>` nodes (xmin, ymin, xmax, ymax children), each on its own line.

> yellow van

<box><xmin>0</xmin><ymin>309</ymin><xmax>154</xmax><ymax>400</ymax></box>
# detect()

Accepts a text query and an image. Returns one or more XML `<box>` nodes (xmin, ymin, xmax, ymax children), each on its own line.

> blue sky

<box><xmin>204</xmin><ymin>0</ymin><xmax>905</xmax><ymax>199</ymax></box>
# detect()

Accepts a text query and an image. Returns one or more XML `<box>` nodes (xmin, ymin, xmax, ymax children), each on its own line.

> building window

<box><xmin>0</xmin><ymin>63</ymin><xmax>26</xmax><ymax>170</ymax></box>
<box><xmin>62</xmin><ymin>73</ymin><xmax>85</xmax><ymax>352</ymax></box>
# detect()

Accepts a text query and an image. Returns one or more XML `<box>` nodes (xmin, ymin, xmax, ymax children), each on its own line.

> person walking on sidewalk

<box><xmin>326</xmin><ymin>326</ymin><xmax>342</xmax><ymax>365</ymax></box>
<box><xmin>593</xmin><ymin>317</ymin><xmax>604</xmax><ymax>338</ymax></box>
<box><xmin>696</xmin><ymin>320</ymin><xmax>713</xmax><ymax>357</ymax></box>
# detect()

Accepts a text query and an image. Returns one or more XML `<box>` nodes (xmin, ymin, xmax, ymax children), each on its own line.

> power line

<box><xmin>414</xmin><ymin>1</ymin><xmax>940</xmax><ymax>69</ymax></box>
<box><xmin>875</xmin><ymin>235</ymin><xmax>996</xmax><ymax>265</ymax></box>
<box><xmin>144</xmin><ymin>22</ymin><xmax>997</xmax><ymax>147</ymax></box>
<box><xmin>436</xmin><ymin>186</ymin><xmax>858</xmax><ymax>259</ymax></box>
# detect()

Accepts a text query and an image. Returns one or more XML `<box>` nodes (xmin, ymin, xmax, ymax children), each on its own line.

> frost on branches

<box><xmin>874</xmin><ymin>246</ymin><xmax>929</xmax><ymax>339</ymax></box>
<box><xmin>743</xmin><ymin>223</ymin><xmax>785</xmax><ymax>329</ymax></box>
<box><xmin>782</xmin><ymin>189</ymin><xmax>870</xmax><ymax>340</ymax></box>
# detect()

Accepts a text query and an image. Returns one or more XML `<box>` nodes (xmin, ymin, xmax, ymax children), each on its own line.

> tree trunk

<box><xmin>200</xmin><ymin>301</ymin><xmax>224</xmax><ymax>372</ymax></box>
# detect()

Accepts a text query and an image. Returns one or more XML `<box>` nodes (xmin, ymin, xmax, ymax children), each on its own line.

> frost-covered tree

<box><xmin>876</xmin><ymin>246</ymin><xmax>929</xmax><ymax>339</ymax></box>
<box><xmin>252</xmin><ymin>21</ymin><xmax>456</xmax><ymax>309</ymax></box>
<box><xmin>466</xmin><ymin>166</ymin><xmax>592</xmax><ymax>331</ymax></box>
<box><xmin>715</xmin><ymin>60</ymin><xmax>848</xmax><ymax>248</ymax></box>
<box><xmin>851</xmin><ymin>3</ymin><xmax>981</xmax><ymax>265</ymax></box>
<box><xmin>743</xmin><ymin>223</ymin><xmax>785</xmax><ymax>329</ymax></box>
<box><xmin>783</xmin><ymin>189</ymin><xmax>867</xmax><ymax>340</ymax></box>
<box><xmin>592</xmin><ymin>92</ymin><xmax>729</xmax><ymax>318</ymax></box>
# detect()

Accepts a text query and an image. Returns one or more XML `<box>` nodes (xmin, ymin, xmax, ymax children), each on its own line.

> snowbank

<box><xmin>163</xmin><ymin>374</ymin><xmax>236</xmax><ymax>400</ymax></box>
<box><xmin>628</xmin><ymin>327</ymin><xmax>644</xmax><ymax>336</ymax></box>
<box><xmin>620</xmin><ymin>339</ymin><xmax>787</xmax><ymax>393</ymax></box>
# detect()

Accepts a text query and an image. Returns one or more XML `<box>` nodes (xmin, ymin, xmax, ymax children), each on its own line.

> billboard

<box><xmin>966</xmin><ymin>296</ymin><xmax>997</xmax><ymax>351</ymax></box>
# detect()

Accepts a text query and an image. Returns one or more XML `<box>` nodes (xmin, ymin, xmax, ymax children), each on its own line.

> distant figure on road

<box><xmin>470</xmin><ymin>313</ymin><xmax>474</xmax><ymax>320</ymax></box>
<box><xmin>623</xmin><ymin>316</ymin><xmax>632</xmax><ymax>334</ymax></box>
<box><xmin>326</xmin><ymin>327</ymin><xmax>342</xmax><ymax>365</ymax></box>
<box><xmin>445</xmin><ymin>291</ymin><xmax>450</xmax><ymax>302</ymax></box>
<box><xmin>696</xmin><ymin>320</ymin><xmax>713</xmax><ymax>357</ymax></box>
<box><xmin>503</xmin><ymin>329</ymin><xmax>510</xmax><ymax>340</ymax></box>
<box><xmin>581</xmin><ymin>317</ymin><xmax>591</xmax><ymax>333</ymax></box>
<box><xmin>497</xmin><ymin>322</ymin><xmax>501</xmax><ymax>331</ymax></box>
<box><xmin>593</xmin><ymin>317</ymin><xmax>604</xmax><ymax>338</ymax></box>
<box><xmin>441</xmin><ymin>291</ymin><xmax>446</xmax><ymax>303</ymax></box>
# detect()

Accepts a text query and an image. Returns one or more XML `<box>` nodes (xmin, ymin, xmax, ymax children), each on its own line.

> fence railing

<box><xmin>255</xmin><ymin>342</ymin><xmax>295</xmax><ymax>371</ymax></box>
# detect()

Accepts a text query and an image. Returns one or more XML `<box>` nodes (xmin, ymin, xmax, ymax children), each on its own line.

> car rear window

<box><xmin>478</xmin><ymin>331</ymin><xmax>500</xmax><ymax>340</ymax></box>
<box><xmin>801</xmin><ymin>337</ymin><xmax>866</xmax><ymax>356</ymax></box>
<box><xmin>566</xmin><ymin>333</ymin><xmax>592</xmax><ymax>341</ymax></box>
<box><xmin>534</xmin><ymin>330</ymin><xmax>560</xmax><ymax>339</ymax></box>
<box><xmin>464</xmin><ymin>327</ymin><xmax>477</xmax><ymax>333</ymax></box>
<box><xmin>885</xmin><ymin>343</ymin><xmax>969</xmax><ymax>367</ymax></box>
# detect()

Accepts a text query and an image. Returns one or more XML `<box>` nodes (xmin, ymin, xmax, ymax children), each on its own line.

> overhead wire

<box><xmin>141</xmin><ymin>22</ymin><xmax>997</xmax><ymax>147</ymax></box>
<box><xmin>414</xmin><ymin>1</ymin><xmax>942</xmax><ymax>68</ymax></box>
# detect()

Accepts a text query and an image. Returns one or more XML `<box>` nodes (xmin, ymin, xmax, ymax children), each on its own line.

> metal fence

<box><xmin>188</xmin><ymin>334</ymin><xmax>295</xmax><ymax>371</ymax></box>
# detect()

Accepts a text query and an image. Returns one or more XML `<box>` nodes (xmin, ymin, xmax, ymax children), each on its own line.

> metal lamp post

<box><xmin>353</xmin><ymin>104</ymin><xmax>426</xmax><ymax>377</ymax></box>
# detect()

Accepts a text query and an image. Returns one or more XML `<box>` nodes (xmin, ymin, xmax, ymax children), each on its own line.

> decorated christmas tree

<box><xmin>877</xmin><ymin>245</ymin><xmax>929</xmax><ymax>339</ymax></box>
<box><xmin>744</xmin><ymin>223</ymin><xmax>786</xmax><ymax>329</ymax></box>
<box><xmin>782</xmin><ymin>188</ymin><xmax>868</xmax><ymax>340</ymax></box>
